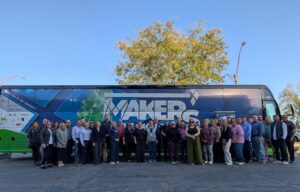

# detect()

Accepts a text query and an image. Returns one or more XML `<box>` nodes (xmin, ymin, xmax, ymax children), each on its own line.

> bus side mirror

<box><xmin>285</xmin><ymin>104</ymin><xmax>295</xmax><ymax>116</ymax></box>
<box><xmin>290</xmin><ymin>104</ymin><xmax>295</xmax><ymax>116</ymax></box>
<box><xmin>262</xmin><ymin>107</ymin><xmax>267</xmax><ymax>118</ymax></box>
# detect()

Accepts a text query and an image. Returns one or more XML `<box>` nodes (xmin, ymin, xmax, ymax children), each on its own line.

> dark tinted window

<box><xmin>223</xmin><ymin>89</ymin><xmax>262</xmax><ymax>118</ymax></box>
<box><xmin>194</xmin><ymin>89</ymin><xmax>224</xmax><ymax>119</ymax></box>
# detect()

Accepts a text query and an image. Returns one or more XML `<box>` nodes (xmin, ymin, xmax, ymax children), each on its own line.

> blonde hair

<box><xmin>59</xmin><ymin>122</ymin><xmax>66</xmax><ymax>129</ymax></box>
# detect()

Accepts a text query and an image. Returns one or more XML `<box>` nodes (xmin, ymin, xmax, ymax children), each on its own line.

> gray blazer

<box><xmin>56</xmin><ymin>128</ymin><xmax>68</xmax><ymax>148</ymax></box>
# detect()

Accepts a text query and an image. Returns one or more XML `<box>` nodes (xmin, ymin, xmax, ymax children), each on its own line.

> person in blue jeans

<box><xmin>72</xmin><ymin>120</ymin><xmax>83</xmax><ymax>164</ymax></box>
<box><xmin>251</xmin><ymin>115</ymin><xmax>266</xmax><ymax>163</ymax></box>
<box><xmin>146</xmin><ymin>120</ymin><xmax>158</xmax><ymax>163</ymax></box>
<box><xmin>231</xmin><ymin>118</ymin><xmax>245</xmax><ymax>165</ymax></box>
<box><xmin>110</xmin><ymin>122</ymin><xmax>119</xmax><ymax>164</ymax></box>
<box><xmin>240</xmin><ymin>117</ymin><xmax>253</xmax><ymax>163</ymax></box>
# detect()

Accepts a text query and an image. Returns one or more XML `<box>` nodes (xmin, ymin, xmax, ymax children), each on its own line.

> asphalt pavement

<box><xmin>0</xmin><ymin>156</ymin><xmax>300</xmax><ymax>192</ymax></box>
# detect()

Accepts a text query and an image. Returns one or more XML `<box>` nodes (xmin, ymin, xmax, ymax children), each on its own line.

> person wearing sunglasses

<box><xmin>186</xmin><ymin>119</ymin><xmax>204</xmax><ymax>165</ymax></box>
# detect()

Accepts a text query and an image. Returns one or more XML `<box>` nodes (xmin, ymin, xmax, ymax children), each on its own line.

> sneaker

<box><xmin>258</xmin><ymin>160</ymin><xmax>266</xmax><ymax>164</ymax></box>
<box><xmin>110</xmin><ymin>162</ymin><xmax>116</xmax><ymax>165</ymax></box>
<box><xmin>58</xmin><ymin>164</ymin><xmax>65</xmax><ymax>168</ymax></box>
<box><xmin>47</xmin><ymin>164</ymin><xmax>52</xmax><ymax>168</ymax></box>
<box><xmin>225</xmin><ymin>162</ymin><xmax>233</xmax><ymax>166</ymax></box>
<box><xmin>208</xmin><ymin>161</ymin><xmax>213</xmax><ymax>165</ymax></box>
<box><xmin>204</xmin><ymin>161</ymin><xmax>208</xmax><ymax>164</ymax></box>
<box><xmin>282</xmin><ymin>161</ymin><xmax>289</xmax><ymax>165</ymax></box>
<box><xmin>40</xmin><ymin>165</ymin><xmax>47</xmax><ymax>169</ymax></box>
<box><xmin>116</xmin><ymin>161</ymin><xmax>120</xmax><ymax>164</ymax></box>
<box><xmin>171</xmin><ymin>161</ymin><xmax>176</xmax><ymax>165</ymax></box>
<box><xmin>190</xmin><ymin>163</ymin><xmax>195</xmax><ymax>166</ymax></box>
<box><xmin>273</xmin><ymin>160</ymin><xmax>282</xmax><ymax>164</ymax></box>
<box><xmin>149</xmin><ymin>160</ymin><xmax>152</xmax><ymax>163</ymax></box>
<box><xmin>237</xmin><ymin>162</ymin><xmax>244</xmax><ymax>166</ymax></box>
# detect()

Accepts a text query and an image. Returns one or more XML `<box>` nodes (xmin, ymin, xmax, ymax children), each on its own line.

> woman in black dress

<box><xmin>134</xmin><ymin>122</ymin><xmax>147</xmax><ymax>163</ymax></box>
<box><xmin>123</xmin><ymin>123</ymin><xmax>135</xmax><ymax>162</ymax></box>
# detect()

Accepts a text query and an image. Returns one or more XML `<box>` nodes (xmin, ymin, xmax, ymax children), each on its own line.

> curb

<box><xmin>0</xmin><ymin>153</ymin><xmax>10</xmax><ymax>160</ymax></box>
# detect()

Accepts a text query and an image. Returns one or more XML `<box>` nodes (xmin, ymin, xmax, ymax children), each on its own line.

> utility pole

<box><xmin>233</xmin><ymin>42</ymin><xmax>246</xmax><ymax>85</ymax></box>
<box><xmin>225</xmin><ymin>42</ymin><xmax>246</xmax><ymax>85</ymax></box>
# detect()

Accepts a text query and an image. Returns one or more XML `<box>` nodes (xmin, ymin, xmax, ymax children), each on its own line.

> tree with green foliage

<box><xmin>279</xmin><ymin>82</ymin><xmax>300</xmax><ymax>127</ymax></box>
<box><xmin>115</xmin><ymin>21</ymin><xmax>229</xmax><ymax>85</ymax></box>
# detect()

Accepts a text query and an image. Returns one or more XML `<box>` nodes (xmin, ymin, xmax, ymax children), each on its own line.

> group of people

<box><xmin>27</xmin><ymin>113</ymin><xmax>297</xmax><ymax>169</ymax></box>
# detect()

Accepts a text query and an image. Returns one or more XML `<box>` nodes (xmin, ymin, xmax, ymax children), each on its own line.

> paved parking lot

<box><xmin>0</xmin><ymin>156</ymin><xmax>300</xmax><ymax>192</ymax></box>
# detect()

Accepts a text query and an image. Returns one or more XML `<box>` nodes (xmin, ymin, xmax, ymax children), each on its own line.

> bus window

<box><xmin>262</xmin><ymin>88</ymin><xmax>273</xmax><ymax>100</ymax></box>
<box><xmin>223</xmin><ymin>89</ymin><xmax>262</xmax><ymax>117</ymax></box>
<box><xmin>264</xmin><ymin>102</ymin><xmax>277</xmax><ymax>119</ymax></box>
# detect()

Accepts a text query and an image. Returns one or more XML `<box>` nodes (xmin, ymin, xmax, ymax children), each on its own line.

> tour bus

<box><xmin>0</xmin><ymin>85</ymin><xmax>282</xmax><ymax>153</ymax></box>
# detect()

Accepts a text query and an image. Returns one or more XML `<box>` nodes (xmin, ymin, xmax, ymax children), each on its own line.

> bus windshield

<box><xmin>264</xmin><ymin>101</ymin><xmax>277</xmax><ymax>119</ymax></box>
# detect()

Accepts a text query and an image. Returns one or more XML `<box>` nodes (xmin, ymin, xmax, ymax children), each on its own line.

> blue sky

<box><xmin>0</xmin><ymin>0</ymin><xmax>299</xmax><ymax>99</ymax></box>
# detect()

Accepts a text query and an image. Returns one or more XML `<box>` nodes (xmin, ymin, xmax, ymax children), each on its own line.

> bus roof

<box><xmin>0</xmin><ymin>84</ymin><xmax>271</xmax><ymax>90</ymax></box>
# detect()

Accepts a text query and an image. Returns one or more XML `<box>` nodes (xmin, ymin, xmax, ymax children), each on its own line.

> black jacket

<box><xmin>91</xmin><ymin>127</ymin><xmax>105</xmax><ymax>143</ymax></box>
<box><xmin>161</xmin><ymin>125</ymin><xmax>169</xmax><ymax>140</ymax></box>
<box><xmin>40</xmin><ymin>128</ymin><xmax>54</xmax><ymax>145</ymax></box>
<box><xmin>102</xmin><ymin>120</ymin><xmax>112</xmax><ymax>135</ymax></box>
<box><xmin>284</xmin><ymin>120</ymin><xmax>296</xmax><ymax>139</ymax></box>
<box><xmin>221</xmin><ymin>126</ymin><xmax>232</xmax><ymax>142</ymax></box>
<box><xmin>27</xmin><ymin>128</ymin><xmax>41</xmax><ymax>147</ymax></box>
<box><xmin>124</xmin><ymin>127</ymin><xmax>135</xmax><ymax>143</ymax></box>
<box><xmin>166</xmin><ymin>128</ymin><xmax>181</xmax><ymax>143</ymax></box>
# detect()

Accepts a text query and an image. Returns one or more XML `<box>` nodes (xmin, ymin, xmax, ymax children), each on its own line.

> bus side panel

<box><xmin>0</xmin><ymin>87</ymin><xmax>266</xmax><ymax>153</ymax></box>
<box><xmin>0</xmin><ymin>129</ymin><xmax>8</xmax><ymax>152</ymax></box>
<box><xmin>0</xmin><ymin>129</ymin><xmax>31</xmax><ymax>153</ymax></box>
<box><xmin>0</xmin><ymin>89</ymin><xmax>38</xmax><ymax>153</ymax></box>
